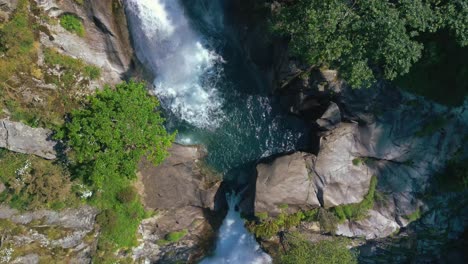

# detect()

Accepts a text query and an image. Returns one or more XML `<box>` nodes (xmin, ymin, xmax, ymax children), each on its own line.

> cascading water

<box><xmin>125</xmin><ymin>0</ymin><xmax>224</xmax><ymax>128</ymax></box>
<box><xmin>125</xmin><ymin>0</ymin><xmax>310</xmax><ymax>262</ymax></box>
<box><xmin>200</xmin><ymin>193</ymin><xmax>272</xmax><ymax>264</ymax></box>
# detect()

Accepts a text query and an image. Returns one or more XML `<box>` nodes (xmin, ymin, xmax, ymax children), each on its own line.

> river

<box><xmin>124</xmin><ymin>0</ymin><xmax>309</xmax><ymax>262</ymax></box>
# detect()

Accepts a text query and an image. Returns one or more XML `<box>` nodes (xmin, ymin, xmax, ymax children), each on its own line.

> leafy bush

<box><xmin>57</xmin><ymin>81</ymin><xmax>174</xmax><ymax>188</ymax></box>
<box><xmin>117</xmin><ymin>186</ymin><xmax>137</xmax><ymax>204</ymax></box>
<box><xmin>333</xmin><ymin>176</ymin><xmax>378</xmax><ymax>222</ymax></box>
<box><xmin>280</xmin><ymin>233</ymin><xmax>357</xmax><ymax>264</ymax></box>
<box><xmin>60</xmin><ymin>14</ymin><xmax>84</xmax><ymax>37</ymax></box>
<box><xmin>250</xmin><ymin>211</ymin><xmax>308</xmax><ymax>238</ymax></box>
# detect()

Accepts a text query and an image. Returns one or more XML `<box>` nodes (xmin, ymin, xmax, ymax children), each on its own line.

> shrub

<box><xmin>280</xmin><ymin>233</ymin><xmax>357</xmax><ymax>264</ymax></box>
<box><xmin>60</xmin><ymin>14</ymin><xmax>85</xmax><ymax>37</ymax></box>
<box><xmin>117</xmin><ymin>186</ymin><xmax>137</xmax><ymax>204</ymax></box>
<box><xmin>0</xmin><ymin>150</ymin><xmax>77</xmax><ymax>210</ymax></box>
<box><xmin>317</xmin><ymin>208</ymin><xmax>339</xmax><ymax>234</ymax></box>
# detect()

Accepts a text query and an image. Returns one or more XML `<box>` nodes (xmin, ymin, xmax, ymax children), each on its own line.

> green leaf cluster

<box><xmin>273</xmin><ymin>0</ymin><xmax>468</xmax><ymax>88</ymax></box>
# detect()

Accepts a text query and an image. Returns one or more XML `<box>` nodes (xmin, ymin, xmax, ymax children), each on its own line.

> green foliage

<box><xmin>57</xmin><ymin>81</ymin><xmax>174</xmax><ymax>188</ymax></box>
<box><xmin>302</xmin><ymin>208</ymin><xmax>319</xmax><ymax>222</ymax></box>
<box><xmin>255</xmin><ymin>212</ymin><xmax>268</xmax><ymax>220</ymax></box>
<box><xmin>0</xmin><ymin>149</ymin><xmax>77</xmax><ymax>210</ymax></box>
<box><xmin>117</xmin><ymin>186</ymin><xmax>137</xmax><ymax>204</ymax></box>
<box><xmin>280</xmin><ymin>233</ymin><xmax>357</xmax><ymax>264</ymax></box>
<box><xmin>250</xmin><ymin>220</ymin><xmax>280</xmax><ymax>239</ymax></box>
<box><xmin>273</xmin><ymin>0</ymin><xmax>467</xmax><ymax>88</ymax></box>
<box><xmin>60</xmin><ymin>14</ymin><xmax>84</xmax><ymax>37</ymax></box>
<box><xmin>44</xmin><ymin>48</ymin><xmax>101</xmax><ymax>86</ymax></box>
<box><xmin>333</xmin><ymin>176</ymin><xmax>378</xmax><ymax>222</ymax></box>
<box><xmin>0</xmin><ymin>1</ymin><xmax>99</xmax><ymax>128</ymax></box>
<box><xmin>57</xmin><ymin>81</ymin><xmax>174</xmax><ymax>249</ymax></box>
<box><xmin>250</xmin><ymin>211</ymin><xmax>307</xmax><ymax>238</ymax></box>
<box><xmin>0</xmin><ymin>0</ymin><xmax>35</xmax><ymax>81</ymax></box>
<box><xmin>165</xmin><ymin>230</ymin><xmax>188</xmax><ymax>243</ymax></box>
<box><xmin>317</xmin><ymin>208</ymin><xmax>338</xmax><ymax>234</ymax></box>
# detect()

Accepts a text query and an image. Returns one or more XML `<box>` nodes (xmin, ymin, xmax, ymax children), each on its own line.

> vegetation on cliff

<box><xmin>56</xmin><ymin>81</ymin><xmax>174</xmax><ymax>253</ymax></box>
<box><xmin>280</xmin><ymin>233</ymin><xmax>357</xmax><ymax>264</ymax></box>
<box><xmin>273</xmin><ymin>0</ymin><xmax>467</xmax><ymax>92</ymax></box>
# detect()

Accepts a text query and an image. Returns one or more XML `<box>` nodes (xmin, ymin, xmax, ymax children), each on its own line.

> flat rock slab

<box><xmin>137</xmin><ymin>144</ymin><xmax>219</xmax><ymax>211</ymax></box>
<box><xmin>0</xmin><ymin>119</ymin><xmax>57</xmax><ymax>159</ymax></box>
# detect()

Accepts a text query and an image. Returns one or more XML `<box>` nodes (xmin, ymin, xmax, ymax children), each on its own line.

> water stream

<box><xmin>125</xmin><ymin>0</ymin><xmax>309</xmax><ymax>262</ymax></box>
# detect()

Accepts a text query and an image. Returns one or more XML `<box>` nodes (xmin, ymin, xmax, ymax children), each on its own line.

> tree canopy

<box><xmin>273</xmin><ymin>0</ymin><xmax>467</xmax><ymax>88</ymax></box>
<box><xmin>57</xmin><ymin>81</ymin><xmax>175</xmax><ymax>188</ymax></box>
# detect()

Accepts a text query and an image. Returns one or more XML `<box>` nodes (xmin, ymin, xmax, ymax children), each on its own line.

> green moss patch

<box><xmin>60</xmin><ymin>14</ymin><xmax>84</xmax><ymax>37</ymax></box>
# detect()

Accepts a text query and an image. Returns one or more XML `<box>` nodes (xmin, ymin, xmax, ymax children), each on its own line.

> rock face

<box><xmin>37</xmin><ymin>0</ymin><xmax>133</xmax><ymax>86</ymax></box>
<box><xmin>314</xmin><ymin>122</ymin><xmax>373</xmax><ymax>208</ymax></box>
<box><xmin>255</xmin><ymin>152</ymin><xmax>320</xmax><ymax>215</ymax></box>
<box><xmin>134</xmin><ymin>144</ymin><xmax>221</xmax><ymax>263</ymax></box>
<box><xmin>255</xmin><ymin>83</ymin><xmax>467</xmax><ymax>240</ymax></box>
<box><xmin>0</xmin><ymin>205</ymin><xmax>98</xmax><ymax>263</ymax></box>
<box><xmin>0</xmin><ymin>119</ymin><xmax>56</xmax><ymax>159</ymax></box>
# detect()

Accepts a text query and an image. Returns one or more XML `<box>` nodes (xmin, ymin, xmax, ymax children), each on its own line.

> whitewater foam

<box><xmin>125</xmin><ymin>0</ymin><xmax>224</xmax><ymax>128</ymax></box>
<box><xmin>200</xmin><ymin>193</ymin><xmax>272</xmax><ymax>264</ymax></box>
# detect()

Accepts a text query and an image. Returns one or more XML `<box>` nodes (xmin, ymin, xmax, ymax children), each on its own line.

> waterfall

<box><xmin>125</xmin><ymin>0</ymin><xmax>224</xmax><ymax>129</ymax></box>
<box><xmin>200</xmin><ymin>193</ymin><xmax>272</xmax><ymax>264</ymax></box>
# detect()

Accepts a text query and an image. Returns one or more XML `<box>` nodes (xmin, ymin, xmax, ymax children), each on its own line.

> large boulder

<box><xmin>314</xmin><ymin>122</ymin><xmax>373</xmax><ymax>208</ymax></box>
<box><xmin>255</xmin><ymin>152</ymin><xmax>321</xmax><ymax>215</ymax></box>
<box><xmin>134</xmin><ymin>144</ymin><xmax>221</xmax><ymax>263</ymax></box>
<box><xmin>137</xmin><ymin>144</ymin><xmax>219</xmax><ymax>210</ymax></box>
<box><xmin>0</xmin><ymin>119</ymin><xmax>56</xmax><ymax>159</ymax></box>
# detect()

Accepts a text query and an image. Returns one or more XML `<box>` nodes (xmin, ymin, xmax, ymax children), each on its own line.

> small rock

<box><xmin>316</xmin><ymin>102</ymin><xmax>341</xmax><ymax>130</ymax></box>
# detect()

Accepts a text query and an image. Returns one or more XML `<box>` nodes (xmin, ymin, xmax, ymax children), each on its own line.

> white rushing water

<box><xmin>200</xmin><ymin>193</ymin><xmax>272</xmax><ymax>264</ymax></box>
<box><xmin>125</xmin><ymin>0</ymin><xmax>224</xmax><ymax>128</ymax></box>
